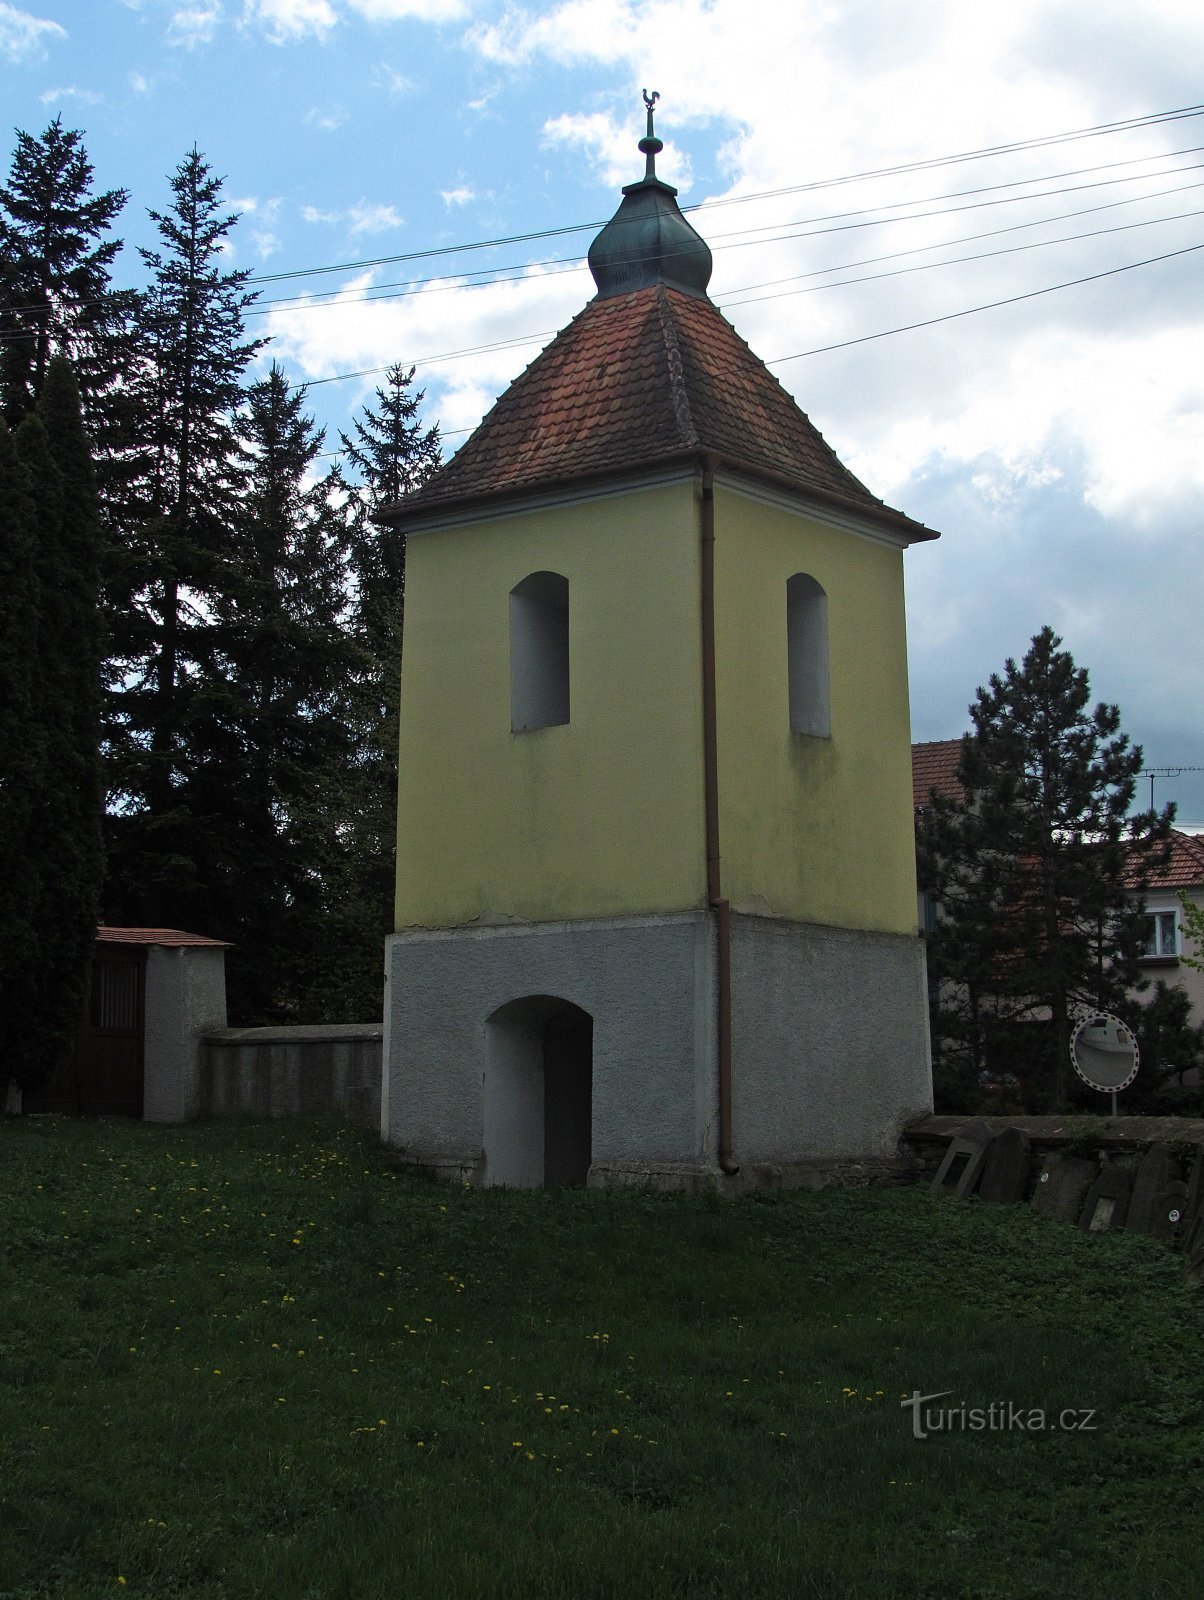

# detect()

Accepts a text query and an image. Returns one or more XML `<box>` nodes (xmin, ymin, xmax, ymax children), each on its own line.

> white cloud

<box><xmin>300</xmin><ymin>201</ymin><xmax>405</xmax><ymax>232</ymax></box>
<box><xmin>305</xmin><ymin>104</ymin><xmax>347</xmax><ymax>130</ymax></box>
<box><xmin>241</xmin><ymin>0</ymin><xmax>337</xmax><ymax>42</ymax></box>
<box><xmin>167</xmin><ymin>3</ymin><xmax>222</xmax><ymax>46</ymax></box>
<box><xmin>264</xmin><ymin>261</ymin><xmax>586</xmax><ymax>439</ymax></box>
<box><xmin>39</xmin><ymin>83</ymin><xmax>102</xmax><ymax>106</ymax></box>
<box><xmin>440</xmin><ymin>185</ymin><xmax>477</xmax><ymax>208</ymax></box>
<box><xmin>0</xmin><ymin>1</ymin><xmax>65</xmax><ymax>60</ymax></box>
<box><xmin>349</xmin><ymin>0</ymin><xmax>469</xmax><ymax>19</ymax></box>
<box><xmin>347</xmin><ymin>202</ymin><xmax>404</xmax><ymax>233</ymax></box>
<box><xmin>543</xmin><ymin>109</ymin><xmax>692</xmax><ymax>193</ymax></box>
<box><xmin>129</xmin><ymin>70</ymin><xmax>151</xmax><ymax>93</ymax></box>
<box><xmin>448</xmin><ymin>0</ymin><xmax>1204</xmax><ymax>801</ymax></box>
<box><xmin>373</xmin><ymin>62</ymin><xmax>413</xmax><ymax>93</ymax></box>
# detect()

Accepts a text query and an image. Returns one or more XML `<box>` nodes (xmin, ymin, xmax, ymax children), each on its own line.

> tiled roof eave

<box><xmin>380</xmin><ymin>448</ymin><xmax>708</xmax><ymax>529</ymax></box>
<box><xmin>384</xmin><ymin>446</ymin><xmax>938</xmax><ymax>544</ymax></box>
<box><xmin>707</xmin><ymin>455</ymin><xmax>938</xmax><ymax>545</ymax></box>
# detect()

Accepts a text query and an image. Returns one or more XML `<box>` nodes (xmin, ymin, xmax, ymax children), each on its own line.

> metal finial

<box><xmin>639</xmin><ymin>88</ymin><xmax>663</xmax><ymax>179</ymax></box>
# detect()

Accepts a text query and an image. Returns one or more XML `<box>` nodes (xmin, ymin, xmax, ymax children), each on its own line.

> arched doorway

<box><xmin>483</xmin><ymin>996</ymin><xmax>593</xmax><ymax>1188</ymax></box>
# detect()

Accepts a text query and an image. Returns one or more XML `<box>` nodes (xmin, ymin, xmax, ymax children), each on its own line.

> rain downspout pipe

<box><xmin>699</xmin><ymin>456</ymin><xmax>739</xmax><ymax>1177</ymax></box>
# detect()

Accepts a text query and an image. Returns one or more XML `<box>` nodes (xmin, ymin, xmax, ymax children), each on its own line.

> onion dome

<box><xmin>587</xmin><ymin>91</ymin><xmax>713</xmax><ymax>300</ymax></box>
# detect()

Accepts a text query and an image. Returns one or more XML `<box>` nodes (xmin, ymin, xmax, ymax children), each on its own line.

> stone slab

<box><xmin>1031</xmin><ymin>1153</ymin><xmax>1097</xmax><ymax>1222</ymax></box>
<box><xmin>1186</xmin><ymin>1239</ymin><xmax>1204</xmax><ymax>1289</ymax></box>
<box><xmin>1182</xmin><ymin>1146</ymin><xmax>1204</xmax><ymax>1254</ymax></box>
<box><xmin>1078</xmin><ymin>1166</ymin><xmax>1132</xmax><ymax>1233</ymax></box>
<box><xmin>978</xmin><ymin>1126</ymin><xmax>1032</xmax><ymax>1204</ymax></box>
<box><xmin>1149</xmin><ymin>1181</ymin><xmax>1190</xmax><ymax>1246</ymax></box>
<box><xmin>930</xmin><ymin>1120</ymin><xmax>993</xmax><ymax>1199</ymax></box>
<box><xmin>1125</xmin><ymin>1143</ymin><xmax>1181</xmax><ymax>1237</ymax></box>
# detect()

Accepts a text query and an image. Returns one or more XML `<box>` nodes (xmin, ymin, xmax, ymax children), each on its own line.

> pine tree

<box><xmin>917</xmin><ymin>627</ymin><xmax>1173</xmax><ymax>1111</ymax></box>
<box><xmin>1122</xmin><ymin>981</ymin><xmax>1204</xmax><ymax>1113</ymax></box>
<box><xmin>105</xmin><ymin>149</ymin><xmax>264</xmax><ymax>931</ymax></box>
<box><xmin>335</xmin><ymin>364</ymin><xmax>440</xmax><ymax>1010</ymax></box>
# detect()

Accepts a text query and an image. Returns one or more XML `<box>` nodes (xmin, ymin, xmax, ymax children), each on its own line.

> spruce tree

<box><xmin>200</xmin><ymin>364</ymin><xmax>359</xmax><ymax>1018</ymax></box>
<box><xmin>336</xmin><ymin>364</ymin><xmax>440</xmax><ymax>1011</ymax></box>
<box><xmin>339</xmin><ymin>362</ymin><xmax>441</xmax><ymax>671</ymax></box>
<box><xmin>105</xmin><ymin>149</ymin><xmax>264</xmax><ymax>932</ymax></box>
<box><xmin>917</xmin><ymin>627</ymin><xmax>1173</xmax><ymax>1111</ymax></box>
<box><xmin>0</xmin><ymin>120</ymin><xmax>137</xmax><ymax>459</ymax></box>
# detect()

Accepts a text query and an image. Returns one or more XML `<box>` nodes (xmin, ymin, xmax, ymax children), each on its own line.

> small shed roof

<box><xmin>96</xmin><ymin>927</ymin><xmax>231</xmax><ymax>949</ymax></box>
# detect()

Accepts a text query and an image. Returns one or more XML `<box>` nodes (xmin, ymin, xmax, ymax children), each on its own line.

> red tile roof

<box><xmin>389</xmin><ymin>284</ymin><xmax>937</xmax><ymax>542</ymax></box>
<box><xmin>96</xmin><ymin>927</ymin><xmax>230</xmax><ymax>948</ymax></box>
<box><xmin>1134</xmin><ymin>830</ymin><xmax>1204</xmax><ymax>891</ymax></box>
<box><xmin>912</xmin><ymin>739</ymin><xmax>965</xmax><ymax>810</ymax></box>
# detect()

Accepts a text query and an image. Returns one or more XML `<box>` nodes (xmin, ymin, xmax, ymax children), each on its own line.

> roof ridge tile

<box><xmin>655</xmin><ymin>284</ymin><xmax>701</xmax><ymax>450</ymax></box>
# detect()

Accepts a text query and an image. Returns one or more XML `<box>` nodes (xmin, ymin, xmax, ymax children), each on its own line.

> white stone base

<box><xmin>381</xmin><ymin>911</ymin><xmax>932</xmax><ymax>1188</ymax></box>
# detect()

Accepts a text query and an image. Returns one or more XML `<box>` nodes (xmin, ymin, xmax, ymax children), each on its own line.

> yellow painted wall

<box><xmin>713</xmin><ymin>484</ymin><xmax>919</xmax><ymax>935</ymax></box>
<box><xmin>394</xmin><ymin>481</ymin><xmax>708</xmax><ymax>928</ymax></box>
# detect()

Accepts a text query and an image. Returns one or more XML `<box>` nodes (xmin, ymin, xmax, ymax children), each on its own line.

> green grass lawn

<box><xmin>2</xmin><ymin>1114</ymin><xmax>1202</xmax><ymax>1600</ymax></box>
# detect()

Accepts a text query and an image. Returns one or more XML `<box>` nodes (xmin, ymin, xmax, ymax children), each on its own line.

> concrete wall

<box><xmin>730</xmin><ymin>913</ymin><xmax>932</xmax><ymax>1169</ymax></box>
<box><xmin>381</xmin><ymin>911</ymin><xmax>932</xmax><ymax>1187</ymax></box>
<box><xmin>143</xmin><ymin>945</ymin><xmax>228</xmax><ymax>1123</ymax></box>
<box><xmin>382</xmin><ymin>913</ymin><xmax>716</xmax><ymax>1183</ymax></box>
<box><xmin>200</xmin><ymin>1024</ymin><xmax>382</xmax><ymax>1129</ymax></box>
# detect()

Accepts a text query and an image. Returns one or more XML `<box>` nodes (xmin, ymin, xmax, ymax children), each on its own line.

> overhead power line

<box><xmin>244</xmin><ymin>163</ymin><xmax>1204</xmax><ymax>326</ymax></box>
<box><xmin>767</xmin><ymin>240</ymin><xmax>1204</xmax><ymax>364</ymax></box>
<box><xmin>240</xmin><ymin>149</ymin><xmax>1204</xmax><ymax>320</ymax></box>
<box><xmin>2</xmin><ymin>105</ymin><xmax>1201</xmax><ymax>329</ymax></box>
<box><xmin>242</xmin><ymin>100</ymin><xmax>1204</xmax><ymax>288</ymax></box>
<box><xmin>275</xmin><ymin>235</ymin><xmax>1204</xmax><ymax>398</ymax></box>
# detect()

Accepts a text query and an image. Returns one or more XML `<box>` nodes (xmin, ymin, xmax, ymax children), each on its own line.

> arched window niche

<box><xmin>510</xmin><ymin>571</ymin><xmax>569</xmax><ymax>732</ymax></box>
<box><xmin>787</xmin><ymin>572</ymin><xmax>830</xmax><ymax>737</ymax></box>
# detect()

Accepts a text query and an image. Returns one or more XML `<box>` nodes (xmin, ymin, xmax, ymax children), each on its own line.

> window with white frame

<box><xmin>510</xmin><ymin>571</ymin><xmax>569</xmax><ymax>732</ymax></box>
<box><xmin>1140</xmin><ymin>909</ymin><xmax>1178</xmax><ymax>959</ymax></box>
<box><xmin>786</xmin><ymin>572</ymin><xmax>830</xmax><ymax>737</ymax></box>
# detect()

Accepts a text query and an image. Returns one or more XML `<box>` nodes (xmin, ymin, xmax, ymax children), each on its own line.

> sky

<box><xmin>3</xmin><ymin>0</ymin><xmax>1204</xmax><ymax>822</ymax></box>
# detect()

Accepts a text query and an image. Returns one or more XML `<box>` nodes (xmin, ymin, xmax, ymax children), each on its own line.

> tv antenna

<box><xmin>1146</xmin><ymin>766</ymin><xmax>1204</xmax><ymax>810</ymax></box>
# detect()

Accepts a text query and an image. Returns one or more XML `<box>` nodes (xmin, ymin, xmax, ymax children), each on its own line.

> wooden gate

<box><xmin>24</xmin><ymin>946</ymin><xmax>146</xmax><ymax>1118</ymax></box>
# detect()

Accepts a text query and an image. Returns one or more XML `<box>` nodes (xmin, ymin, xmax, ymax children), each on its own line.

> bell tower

<box><xmin>380</xmin><ymin>97</ymin><xmax>936</xmax><ymax>1188</ymax></box>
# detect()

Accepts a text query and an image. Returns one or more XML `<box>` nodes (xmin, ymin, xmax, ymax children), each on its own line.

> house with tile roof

<box><xmin>912</xmin><ymin>738</ymin><xmax>965</xmax><ymax>812</ymax></box>
<box><xmin>1128</xmin><ymin>830</ymin><xmax>1204</xmax><ymax>1022</ymax></box>
<box><xmin>912</xmin><ymin>739</ymin><xmax>1204</xmax><ymax>1037</ymax></box>
<box><xmin>378</xmin><ymin>100</ymin><xmax>938</xmax><ymax>1188</ymax></box>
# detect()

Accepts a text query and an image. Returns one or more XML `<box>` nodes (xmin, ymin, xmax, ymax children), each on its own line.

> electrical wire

<box><xmin>239</xmin><ymin>150</ymin><xmax>1204</xmax><ymax>320</ymax></box>
<box><xmin>4</xmin><ymin>104</ymin><xmax>1201</xmax><ymax>325</ymax></box>
<box><xmin>245</xmin><ymin>168</ymin><xmax>1204</xmax><ymax>325</ymax></box>
<box><xmin>242</xmin><ymin>101</ymin><xmax>1204</xmax><ymax>287</ymax></box>
<box><xmin>767</xmin><ymin>239</ymin><xmax>1204</xmax><ymax>365</ymax></box>
<box><xmin>723</xmin><ymin>204</ymin><xmax>1204</xmax><ymax>310</ymax></box>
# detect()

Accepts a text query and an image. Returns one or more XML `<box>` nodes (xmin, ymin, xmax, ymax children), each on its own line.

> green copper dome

<box><xmin>587</xmin><ymin>91</ymin><xmax>713</xmax><ymax>301</ymax></box>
